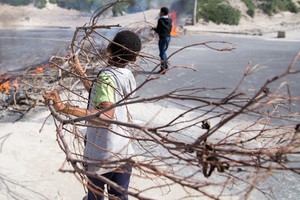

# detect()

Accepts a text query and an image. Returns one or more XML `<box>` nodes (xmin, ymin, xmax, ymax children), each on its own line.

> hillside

<box><xmin>0</xmin><ymin>1</ymin><xmax>300</xmax><ymax>36</ymax></box>
<box><xmin>0</xmin><ymin>3</ymin><xmax>158</xmax><ymax>29</ymax></box>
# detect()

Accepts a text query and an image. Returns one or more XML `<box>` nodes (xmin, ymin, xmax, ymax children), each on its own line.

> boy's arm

<box><xmin>43</xmin><ymin>91</ymin><xmax>114</xmax><ymax>126</ymax></box>
<box><xmin>69</xmin><ymin>56</ymin><xmax>92</xmax><ymax>92</ymax></box>
<box><xmin>60</xmin><ymin>101</ymin><xmax>114</xmax><ymax>126</ymax></box>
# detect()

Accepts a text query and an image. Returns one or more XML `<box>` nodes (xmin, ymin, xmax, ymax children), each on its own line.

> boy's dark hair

<box><xmin>109</xmin><ymin>30</ymin><xmax>142</xmax><ymax>64</ymax></box>
<box><xmin>160</xmin><ymin>7</ymin><xmax>169</xmax><ymax>15</ymax></box>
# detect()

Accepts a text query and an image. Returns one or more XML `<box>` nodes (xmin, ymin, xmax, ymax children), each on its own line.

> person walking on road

<box><xmin>153</xmin><ymin>7</ymin><xmax>172</xmax><ymax>74</ymax></box>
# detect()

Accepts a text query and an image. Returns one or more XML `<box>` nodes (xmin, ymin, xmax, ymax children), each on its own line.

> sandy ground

<box><xmin>0</xmin><ymin>102</ymin><xmax>238</xmax><ymax>200</ymax></box>
<box><xmin>0</xmin><ymin>110</ymin><xmax>85</xmax><ymax>200</ymax></box>
<box><xmin>1</xmin><ymin>2</ymin><xmax>300</xmax><ymax>200</ymax></box>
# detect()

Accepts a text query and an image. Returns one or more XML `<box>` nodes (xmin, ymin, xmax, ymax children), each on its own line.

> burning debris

<box><xmin>0</xmin><ymin>74</ymin><xmax>19</xmax><ymax>93</ymax></box>
<box><xmin>169</xmin><ymin>0</ymin><xmax>196</xmax><ymax>35</ymax></box>
<box><xmin>0</xmin><ymin>63</ymin><xmax>61</xmax><ymax>120</ymax></box>
<box><xmin>169</xmin><ymin>11</ymin><xmax>180</xmax><ymax>36</ymax></box>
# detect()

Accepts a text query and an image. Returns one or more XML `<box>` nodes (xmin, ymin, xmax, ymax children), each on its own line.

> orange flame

<box><xmin>169</xmin><ymin>11</ymin><xmax>180</xmax><ymax>36</ymax></box>
<box><xmin>34</xmin><ymin>64</ymin><xmax>47</xmax><ymax>72</ymax></box>
<box><xmin>0</xmin><ymin>81</ymin><xmax>10</xmax><ymax>93</ymax></box>
<box><xmin>0</xmin><ymin>63</ymin><xmax>52</xmax><ymax>93</ymax></box>
<box><xmin>0</xmin><ymin>79</ymin><xmax>19</xmax><ymax>93</ymax></box>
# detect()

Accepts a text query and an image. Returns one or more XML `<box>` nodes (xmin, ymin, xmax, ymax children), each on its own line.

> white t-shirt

<box><xmin>83</xmin><ymin>67</ymin><xmax>136</xmax><ymax>174</ymax></box>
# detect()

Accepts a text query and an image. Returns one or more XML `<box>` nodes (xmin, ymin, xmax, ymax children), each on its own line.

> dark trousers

<box><xmin>87</xmin><ymin>167</ymin><xmax>132</xmax><ymax>200</ymax></box>
<box><xmin>158</xmin><ymin>36</ymin><xmax>171</xmax><ymax>70</ymax></box>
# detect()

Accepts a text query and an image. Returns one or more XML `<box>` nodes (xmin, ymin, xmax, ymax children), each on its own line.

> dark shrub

<box><xmin>198</xmin><ymin>0</ymin><xmax>241</xmax><ymax>25</ymax></box>
<box><xmin>34</xmin><ymin>0</ymin><xmax>47</xmax><ymax>9</ymax></box>
<box><xmin>259</xmin><ymin>0</ymin><xmax>299</xmax><ymax>16</ymax></box>
<box><xmin>242</xmin><ymin>0</ymin><xmax>256</xmax><ymax>17</ymax></box>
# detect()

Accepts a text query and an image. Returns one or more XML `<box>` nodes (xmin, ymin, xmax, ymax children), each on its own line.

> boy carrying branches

<box><xmin>44</xmin><ymin>30</ymin><xmax>142</xmax><ymax>200</ymax></box>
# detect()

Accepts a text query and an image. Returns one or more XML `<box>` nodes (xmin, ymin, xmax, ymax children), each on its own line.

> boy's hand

<box><xmin>68</xmin><ymin>55</ymin><xmax>81</xmax><ymax>68</ymax></box>
<box><xmin>67</xmin><ymin>54</ymin><xmax>85</xmax><ymax>76</ymax></box>
<box><xmin>43</xmin><ymin>91</ymin><xmax>66</xmax><ymax>112</ymax></box>
<box><xmin>65</xmin><ymin>54</ymin><xmax>91</xmax><ymax>92</ymax></box>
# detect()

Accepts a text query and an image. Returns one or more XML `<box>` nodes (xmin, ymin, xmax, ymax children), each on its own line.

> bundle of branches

<box><xmin>43</xmin><ymin>1</ymin><xmax>300</xmax><ymax>200</ymax></box>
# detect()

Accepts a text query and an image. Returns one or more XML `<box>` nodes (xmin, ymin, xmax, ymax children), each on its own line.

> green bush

<box><xmin>49</xmin><ymin>0</ymin><xmax>57</xmax><ymax>4</ymax></box>
<box><xmin>0</xmin><ymin>0</ymin><xmax>31</xmax><ymax>6</ymax></box>
<box><xmin>242</xmin><ymin>0</ymin><xmax>256</xmax><ymax>17</ymax></box>
<box><xmin>112</xmin><ymin>2</ymin><xmax>127</xmax><ymax>17</ymax></box>
<box><xmin>56</xmin><ymin>0</ymin><xmax>107</xmax><ymax>11</ymax></box>
<box><xmin>34</xmin><ymin>0</ymin><xmax>47</xmax><ymax>9</ymax></box>
<box><xmin>0</xmin><ymin>0</ymin><xmax>129</xmax><ymax>12</ymax></box>
<box><xmin>198</xmin><ymin>0</ymin><xmax>241</xmax><ymax>25</ymax></box>
<box><xmin>259</xmin><ymin>0</ymin><xmax>299</xmax><ymax>16</ymax></box>
<box><xmin>0</xmin><ymin>0</ymin><xmax>46</xmax><ymax>8</ymax></box>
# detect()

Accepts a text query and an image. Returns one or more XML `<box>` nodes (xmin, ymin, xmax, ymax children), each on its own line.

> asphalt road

<box><xmin>0</xmin><ymin>28</ymin><xmax>117</xmax><ymax>73</ymax></box>
<box><xmin>138</xmin><ymin>33</ymin><xmax>300</xmax><ymax>97</ymax></box>
<box><xmin>0</xmin><ymin>29</ymin><xmax>73</xmax><ymax>73</ymax></box>
<box><xmin>1</xmin><ymin>28</ymin><xmax>299</xmax><ymax>112</ymax></box>
<box><xmin>1</xmin><ymin>29</ymin><xmax>299</xmax><ymax>109</ymax></box>
<box><xmin>141</xmin><ymin>34</ymin><xmax>300</xmax><ymax>199</ymax></box>
<box><xmin>1</xmin><ymin>29</ymin><xmax>299</xmax><ymax>83</ymax></box>
<box><xmin>136</xmin><ymin>33</ymin><xmax>300</xmax><ymax>119</ymax></box>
